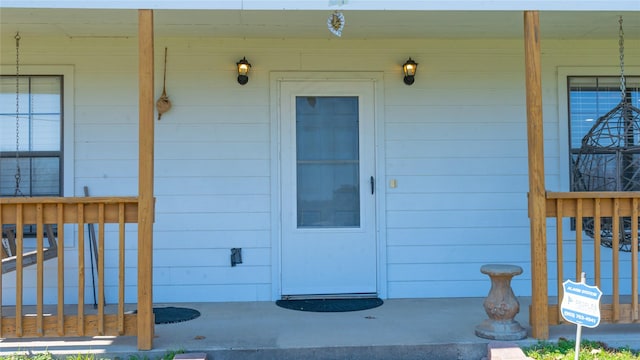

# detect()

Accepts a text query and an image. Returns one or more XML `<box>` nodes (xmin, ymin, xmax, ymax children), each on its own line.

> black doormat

<box><xmin>148</xmin><ymin>306</ymin><xmax>201</xmax><ymax>324</ymax></box>
<box><xmin>276</xmin><ymin>298</ymin><xmax>383</xmax><ymax>312</ymax></box>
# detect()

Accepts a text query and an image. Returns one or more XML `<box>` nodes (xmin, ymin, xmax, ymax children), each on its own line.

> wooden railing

<box><xmin>543</xmin><ymin>192</ymin><xmax>640</xmax><ymax>325</ymax></box>
<box><xmin>0</xmin><ymin>197</ymin><xmax>140</xmax><ymax>338</ymax></box>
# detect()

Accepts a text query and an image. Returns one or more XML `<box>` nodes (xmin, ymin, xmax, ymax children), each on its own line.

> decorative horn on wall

<box><xmin>156</xmin><ymin>47</ymin><xmax>172</xmax><ymax>120</ymax></box>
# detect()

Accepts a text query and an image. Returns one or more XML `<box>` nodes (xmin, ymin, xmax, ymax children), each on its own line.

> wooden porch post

<box><xmin>137</xmin><ymin>9</ymin><xmax>155</xmax><ymax>350</ymax></box>
<box><xmin>524</xmin><ymin>10</ymin><xmax>549</xmax><ymax>339</ymax></box>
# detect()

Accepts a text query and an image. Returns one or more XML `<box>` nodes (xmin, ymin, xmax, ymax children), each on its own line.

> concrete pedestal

<box><xmin>475</xmin><ymin>264</ymin><xmax>527</xmax><ymax>340</ymax></box>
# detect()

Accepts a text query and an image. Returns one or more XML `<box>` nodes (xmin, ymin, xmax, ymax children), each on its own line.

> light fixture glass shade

<box><xmin>237</xmin><ymin>58</ymin><xmax>250</xmax><ymax>75</ymax></box>
<box><xmin>236</xmin><ymin>57</ymin><xmax>251</xmax><ymax>85</ymax></box>
<box><xmin>403</xmin><ymin>57</ymin><xmax>418</xmax><ymax>85</ymax></box>
<box><xmin>403</xmin><ymin>58</ymin><xmax>417</xmax><ymax>77</ymax></box>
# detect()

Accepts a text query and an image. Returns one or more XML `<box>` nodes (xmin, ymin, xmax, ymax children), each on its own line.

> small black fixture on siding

<box><xmin>402</xmin><ymin>58</ymin><xmax>418</xmax><ymax>85</ymax></box>
<box><xmin>236</xmin><ymin>57</ymin><xmax>251</xmax><ymax>85</ymax></box>
<box><xmin>231</xmin><ymin>248</ymin><xmax>243</xmax><ymax>266</ymax></box>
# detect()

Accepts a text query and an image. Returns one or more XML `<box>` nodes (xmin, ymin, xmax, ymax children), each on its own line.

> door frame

<box><xmin>269</xmin><ymin>72</ymin><xmax>387</xmax><ymax>300</ymax></box>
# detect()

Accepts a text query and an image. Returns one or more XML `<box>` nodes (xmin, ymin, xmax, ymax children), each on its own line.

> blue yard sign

<box><xmin>560</xmin><ymin>278</ymin><xmax>602</xmax><ymax>328</ymax></box>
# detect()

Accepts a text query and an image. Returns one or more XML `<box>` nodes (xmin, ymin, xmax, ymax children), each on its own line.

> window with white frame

<box><xmin>0</xmin><ymin>75</ymin><xmax>63</xmax><ymax>197</ymax></box>
<box><xmin>568</xmin><ymin>75</ymin><xmax>640</xmax><ymax>190</ymax></box>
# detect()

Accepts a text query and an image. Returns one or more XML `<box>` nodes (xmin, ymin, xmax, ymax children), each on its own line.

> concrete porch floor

<box><xmin>0</xmin><ymin>297</ymin><xmax>638</xmax><ymax>360</ymax></box>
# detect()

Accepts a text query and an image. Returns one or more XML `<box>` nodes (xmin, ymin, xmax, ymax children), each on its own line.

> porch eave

<box><xmin>1</xmin><ymin>0</ymin><xmax>639</xmax><ymax>11</ymax></box>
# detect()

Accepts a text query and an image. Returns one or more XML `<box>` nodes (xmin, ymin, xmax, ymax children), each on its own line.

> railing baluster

<box><xmin>612</xmin><ymin>198</ymin><xmax>620</xmax><ymax>322</ymax></box>
<box><xmin>555</xmin><ymin>199</ymin><xmax>564</xmax><ymax>323</ymax></box>
<box><xmin>16</xmin><ymin>204</ymin><xmax>23</xmax><ymax>337</ymax></box>
<box><xmin>77</xmin><ymin>203</ymin><xmax>85</xmax><ymax>336</ymax></box>
<box><xmin>36</xmin><ymin>204</ymin><xmax>44</xmax><ymax>336</ymax></box>
<box><xmin>576</xmin><ymin>199</ymin><xmax>583</xmax><ymax>281</ymax></box>
<box><xmin>632</xmin><ymin>198</ymin><xmax>638</xmax><ymax>322</ymax></box>
<box><xmin>98</xmin><ymin>203</ymin><xmax>105</xmax><ymax>335</ymax></box>
<box><xmin>57</xmin><ymin>203</ymin><xmax>65</xmax><ymax>336</ymax></box>
<box><xmin>118</xmin><ymin>202</ymin><xmax>125</xmax><ymax>335</ymax></box>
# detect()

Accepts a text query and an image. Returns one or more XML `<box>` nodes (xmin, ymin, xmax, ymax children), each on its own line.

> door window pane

<box><xmin>296</xmin><ymin>96</ymin><xmax>360</xmax><ymax>228</ymax></box>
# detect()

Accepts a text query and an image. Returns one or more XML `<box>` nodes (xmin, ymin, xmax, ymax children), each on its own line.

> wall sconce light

<box><xmin>402</xmin><ymin>58</ymin><xmax>418</xmax><ymax>85</ymax></box>
<box><xmin>236</xmin><ymin>57</ymin><xmax>251</xmax><ymax>85</ymax></box>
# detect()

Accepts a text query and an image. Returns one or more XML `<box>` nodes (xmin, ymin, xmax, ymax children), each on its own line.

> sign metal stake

<box><xmin>573</xmin><ymin>272</ymin><xmax>586</xmax><ymax>360</ymax></box>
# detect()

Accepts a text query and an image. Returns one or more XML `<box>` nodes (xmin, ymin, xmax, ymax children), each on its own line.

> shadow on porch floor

<box><xmin>0</xmin><ymin>298</ymin><xmax>638</xmax><ymax>360</ymax></box>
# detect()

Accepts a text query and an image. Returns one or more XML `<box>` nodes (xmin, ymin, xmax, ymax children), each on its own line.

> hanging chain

<box><xmin>163</xmin><ymin>47</ymin><xmax>168</xmax><ymax>91</ymax></box>
<box><xmin>618</xmin><ymin>16</ymin><xmax>626</xmax><ymax>101</ymax></box>
<box><xmin>14</xmin><ymin>32</ymin><xmax>23</xmax><ymax>196</ymax></box>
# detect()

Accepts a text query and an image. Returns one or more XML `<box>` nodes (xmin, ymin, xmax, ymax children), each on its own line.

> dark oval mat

<box><xmin>150</xmin><ymin>306</ymin><xmax>201</xmax><ymax>324</ymax></box>
<box><xmin>276</xmin><ymin>298</ymin><xmax>383</xmax><ymax>312</ymax></box>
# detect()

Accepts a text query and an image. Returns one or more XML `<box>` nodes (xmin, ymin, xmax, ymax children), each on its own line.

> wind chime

<box><xmin>327</xmin><ymin>0</ymin><xmax>347</xmax><ymax>37</ymax></box>
<box><xmin>572</xmin><ymin>17</ymin><xmax>640</xmax><ymax>252</ymax></box>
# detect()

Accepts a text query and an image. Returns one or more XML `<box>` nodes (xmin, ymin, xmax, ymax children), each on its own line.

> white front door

<box><xmin>280</xmin><ymin>80</ymin><xmax>377</xmax><ymax>297</ymax></box>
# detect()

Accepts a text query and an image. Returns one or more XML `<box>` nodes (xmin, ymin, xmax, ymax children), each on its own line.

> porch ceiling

<box><xmin>1</xmin><ymin>8</ymin><xmax>639</xmax><ymax>39</ymax></box>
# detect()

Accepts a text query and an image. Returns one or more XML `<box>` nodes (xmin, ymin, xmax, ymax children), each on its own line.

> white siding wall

<box><xmin>1</xmin><ymin>34</ymin><xmax>638</xmax><ymax>303</ymax></box>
